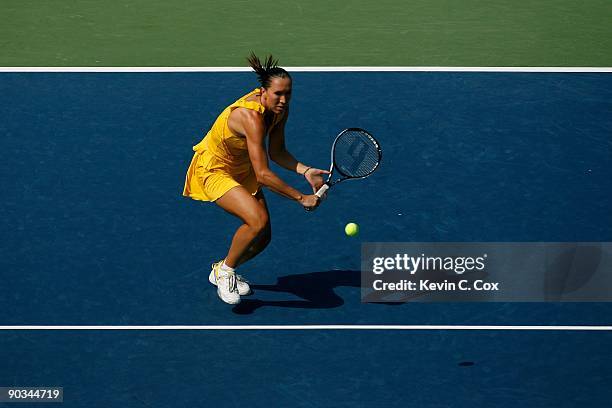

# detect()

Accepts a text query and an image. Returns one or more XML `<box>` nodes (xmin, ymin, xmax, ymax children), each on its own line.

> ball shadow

<box><xmin>544</xmin><ymin>244</ymin><xmax>603</xmax><ymax>301</ymax></box>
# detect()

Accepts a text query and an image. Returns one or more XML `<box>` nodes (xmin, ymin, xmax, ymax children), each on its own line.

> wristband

<box><xmin>302</xmin><ymin>167</ymin><xmax>312</xmax><ymax>177</ymax></box>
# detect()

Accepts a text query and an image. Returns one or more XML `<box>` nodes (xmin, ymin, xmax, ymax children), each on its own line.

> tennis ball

<box><xmin>345</xmin><ymin>222</ymin><xmax>359</xmax><ymax>237</ymax></box>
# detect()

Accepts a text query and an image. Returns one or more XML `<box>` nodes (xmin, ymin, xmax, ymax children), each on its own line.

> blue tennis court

<box><xmin>1</xmin><ymin>72</ymin><xmax>611</xmax><ymax>406</ymax></box>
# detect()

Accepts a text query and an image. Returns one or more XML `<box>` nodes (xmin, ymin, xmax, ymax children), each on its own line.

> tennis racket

<box><xmin>311</xmin><ymin>128</ymin><xmax>382</xmax><ymax>205</ymax></box>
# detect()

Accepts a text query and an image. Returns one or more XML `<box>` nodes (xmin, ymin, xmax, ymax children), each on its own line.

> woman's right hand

<box><xmin>299</xmin><ymin>194</ymin><xmax>320</xmax><ymax>210</ymax></box>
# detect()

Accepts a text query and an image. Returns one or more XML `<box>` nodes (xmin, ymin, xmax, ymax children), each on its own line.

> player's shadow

<box><xmin>231</xmin><ymin>269</ymin><xmax>361</xmax><ymax>315</ymax></box>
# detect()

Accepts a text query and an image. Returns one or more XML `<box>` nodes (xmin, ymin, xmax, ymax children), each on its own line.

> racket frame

<box><xmin>315</xmin><ymin>128</ymin><xmax>382</xmax><ymax>198</ymax></box>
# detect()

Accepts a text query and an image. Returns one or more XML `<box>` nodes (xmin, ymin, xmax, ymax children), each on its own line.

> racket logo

<box><xmin>345</xmin><ymin>138</ymin><xmax>371</xmax><ymax>175</ymax></box>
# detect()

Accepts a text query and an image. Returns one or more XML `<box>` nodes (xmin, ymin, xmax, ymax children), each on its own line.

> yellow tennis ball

<box><xmin>345</xmin><ymin>222</ymin><xmax>359</xmax><ymax>237</ymax></box>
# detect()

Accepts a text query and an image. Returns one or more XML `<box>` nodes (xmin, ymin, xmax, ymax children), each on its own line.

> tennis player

<box><xmin>183</xmin><ymin>53</ymin><xmax>328</xmax><ymax>304</ymax></box>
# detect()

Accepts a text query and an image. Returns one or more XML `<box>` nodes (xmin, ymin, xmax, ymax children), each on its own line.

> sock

<box><xmin>220</xmin><ymin>260</ymin><xmax>235</xmax><ymax>275</ymax></box>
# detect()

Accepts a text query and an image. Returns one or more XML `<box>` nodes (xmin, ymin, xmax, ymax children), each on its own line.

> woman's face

<box><xmin>262</xmin><ymin>76</ymin><xmax>292</xmax><ymax>114</ymax></box>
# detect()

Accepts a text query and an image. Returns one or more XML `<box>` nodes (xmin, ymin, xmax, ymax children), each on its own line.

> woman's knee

<box><xmin>246</xmin><ymin>207</ymin><xmax>269</xmax><ymax>234</ymax></box>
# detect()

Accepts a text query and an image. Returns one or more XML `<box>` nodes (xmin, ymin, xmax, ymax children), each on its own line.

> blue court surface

<box><xmin>1</xmin><ymin>72</ymin><xmax>611</xmax><ymax>406</ymax></box>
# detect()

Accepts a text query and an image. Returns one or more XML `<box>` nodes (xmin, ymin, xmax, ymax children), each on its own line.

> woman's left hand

<box><xmin>304</xmin><ymin>168</ymin><xmax>330</xmax><ymax>193</ymax></box>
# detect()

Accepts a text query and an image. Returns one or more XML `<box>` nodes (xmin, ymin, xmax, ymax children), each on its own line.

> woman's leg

<box><xmin>235</xmin><ymin>190</ymin><xmax>271</xmax><ymax>267</ymax></box>
<box><xmin>215</xmin><ymin>187</ymin><xmax>271</xmax><ymax>268</ymax></box>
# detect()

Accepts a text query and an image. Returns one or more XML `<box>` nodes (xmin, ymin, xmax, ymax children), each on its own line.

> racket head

<box><xmin>331</xmin><ymin>128</ymin><xmax>382</xmax><ymax>179</ymax></box>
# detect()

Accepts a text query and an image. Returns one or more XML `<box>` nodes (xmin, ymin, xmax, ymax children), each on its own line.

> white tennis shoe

<box><xmin>214</xmin><ymin>270</ymin><xmax>240</xmax><ymax>305</ymax></box>
<box><xmin>209</xmin><ymin>261</ymin><xmax>252</xmax><ymax>298</ymax></box>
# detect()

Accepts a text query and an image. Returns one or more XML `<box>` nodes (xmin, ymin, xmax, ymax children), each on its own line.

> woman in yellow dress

<box><xmin>183</xmin><ymin>54</ymin><xmax>328</xmax><ymax>304</ymax></box>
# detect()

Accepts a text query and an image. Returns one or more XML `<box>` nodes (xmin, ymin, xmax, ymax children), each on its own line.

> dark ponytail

<box><xmin>247</xmin><ymin>52</ymin><xmax>291</xmax><ymax>89</ymax></box>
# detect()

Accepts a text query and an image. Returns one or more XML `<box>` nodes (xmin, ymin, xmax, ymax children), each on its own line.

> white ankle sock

<box><xmin>220</xmin><ymin>261</ymin><xmax>235</xmax><ymax>274</ymax></box>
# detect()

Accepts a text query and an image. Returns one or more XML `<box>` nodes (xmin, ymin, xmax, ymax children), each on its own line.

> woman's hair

<box><xmin>247</xmin><ymin>52</ymin><xmax>291</xmax><ymax>88</ymax></box>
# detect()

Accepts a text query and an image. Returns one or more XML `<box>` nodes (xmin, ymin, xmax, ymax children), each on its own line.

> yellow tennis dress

<box><xmin>182</xmin><ymin>89</ymin><xmax>284</xmax><ymax>202</ymax></box>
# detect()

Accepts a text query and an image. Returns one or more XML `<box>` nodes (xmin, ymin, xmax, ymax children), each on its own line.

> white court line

<box><xmin>0</xmin><ymin>67</ymin><xmax>611</xmax><ymax>73</ymax></box>
<box><xmin>0</xmin><ymin>325</ymin><xmax>611</xmax><ymax>331</ymax></box>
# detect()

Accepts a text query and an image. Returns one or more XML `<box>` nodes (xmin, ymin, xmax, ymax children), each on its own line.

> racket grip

<box><xmin>315</xmin><ymin>184</ymin><xmax>329</xmax><ymax>198</ymax></box>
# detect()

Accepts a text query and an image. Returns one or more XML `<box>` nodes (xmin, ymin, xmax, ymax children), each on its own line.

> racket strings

<box><xmin>333</xmin><ymin>131</ymin><xmax>380</xmax><ymax>178</ymax></box>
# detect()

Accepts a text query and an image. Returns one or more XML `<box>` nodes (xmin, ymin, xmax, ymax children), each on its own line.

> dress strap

<box><xmin>230</xmin><ymin>88</ymin><xmax>265</xmax><ymax>114</ymax></box>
